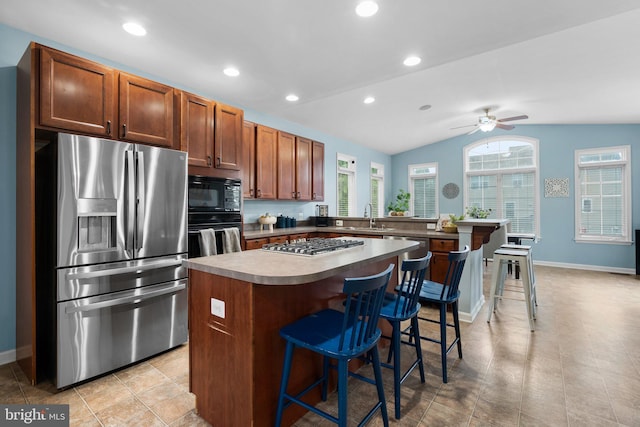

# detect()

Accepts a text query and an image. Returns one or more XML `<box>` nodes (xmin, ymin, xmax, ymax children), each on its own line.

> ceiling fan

<box><xmin>452</xmin><ymin>109</ymin><xmax>529</xmax><ymax>135</ymax></box>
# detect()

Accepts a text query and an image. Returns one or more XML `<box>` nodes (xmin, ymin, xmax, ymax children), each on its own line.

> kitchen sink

<box><xmin>343</xmin><ymin>227</ymin><xmax>395</xmax><ymax>232</ymax></box>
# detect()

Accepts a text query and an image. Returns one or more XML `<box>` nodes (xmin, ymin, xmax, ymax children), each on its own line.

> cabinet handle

<box><xmin>207</xmin><ymin>156</ymin><xmax>212</xmax><ymax>166</ymax></box>
<box><xmin>106</xmin><ymin>120</ymin><xmax>111</xmax><ymax>136</ymax></box>
<box><xmin>250</xmin><ymin>189</ymin><xmax>254</xmax><ymax>197</ymax></box>
<box><xmin>216</xmin><ymin>156</ymin><xmax>221</xmax><ymax>167</ymax></box>
<box><xmin>122</xmin><ymin>123</ymin><xmax>127</xmax><ymax>138</ymax></box>
<box><xmin>292</xmin><ymin>192</ymin><xmax>296</xmax><ymax>199</ymax></box>
<box><xmin>257</xmin><ymin>189</ymin><xmax>262</xmax><ymax>198</ymax></box>
<box><xmin>297</xmin><ymin>192</ymin><xmax>301</xmax><ymax>198</ymax></box>
<box><xmin>312</xmin><ymin>193</ymin><xmax>316</xmax><ymax>200</ymax></box>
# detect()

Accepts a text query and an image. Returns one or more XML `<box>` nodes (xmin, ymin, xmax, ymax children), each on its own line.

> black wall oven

<box><xmin>188</xmin><ymin>176</ymin><xmax>242</xmax><ymax>257</ymax></box>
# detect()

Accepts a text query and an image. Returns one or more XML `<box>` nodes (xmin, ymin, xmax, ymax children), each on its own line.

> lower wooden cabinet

<box><xmin>429</xmin><ymin>238</ymin><xmax>458</xmax><ymax>283</ymax></box>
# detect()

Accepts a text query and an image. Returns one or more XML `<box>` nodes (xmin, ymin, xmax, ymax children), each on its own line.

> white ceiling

<box><xmin>2</xmin><ymin>1</ymin><xmax>640</xmax><ymax>154</ymax></box>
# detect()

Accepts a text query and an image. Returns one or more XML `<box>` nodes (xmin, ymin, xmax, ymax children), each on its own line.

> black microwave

<box><xmin>188</xmin><ymin>176</ymin><xmax>241</xmax><ymax>212</ymax></box>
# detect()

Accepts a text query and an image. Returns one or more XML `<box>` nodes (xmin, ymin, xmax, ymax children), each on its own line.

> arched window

<box><xmin>464</xmin><ymin>137</ymin><xmax>539</xmax><ymax>235</ymax></box>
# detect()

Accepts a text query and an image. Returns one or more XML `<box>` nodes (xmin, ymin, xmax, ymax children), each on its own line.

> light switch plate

<box><xmin>427</xmin><ymin>223</ymin><xmax>436</xmax><ymax>230</ymax></box>
<box><xmin>211</xmin><ymin>298</ymin><xmax>225</xmax><ymax>318</ymax></box>
<box><xmin>336</xmin><ymin>220</ymin><xmax>344</xmax><ymax>226</ymax></box>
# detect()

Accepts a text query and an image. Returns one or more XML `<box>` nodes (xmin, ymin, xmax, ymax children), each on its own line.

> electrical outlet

<box><xmin>211</xmin><ymin>298</ymin><xmax>225</xmax><ymax>318</ymax></box>
<box><xmin>427</xmin><ymin>223</ymin><xmax>436</xmax><ymax>230</ymax></box>
<box><xmin>336</xmin><ymin>219</ymin><xmax>344</xmax><ymax>226</ymax></box>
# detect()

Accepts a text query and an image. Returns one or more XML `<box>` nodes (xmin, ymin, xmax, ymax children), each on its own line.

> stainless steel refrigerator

<box><xmin>52</xmin><ymin>133</ymin><xmax>188</xmax><ymax>388</ymax></box>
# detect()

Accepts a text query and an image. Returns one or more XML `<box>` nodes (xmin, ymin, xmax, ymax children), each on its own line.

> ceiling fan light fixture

<box><xmin>355</xmin><ymin>1</ymin><xmax>378</xmax><ymax>17</ymax></box>
<box><xmin>479</xmin><ymin>121</ymin><xmax>496</xmax><ymax>132</ymax></box>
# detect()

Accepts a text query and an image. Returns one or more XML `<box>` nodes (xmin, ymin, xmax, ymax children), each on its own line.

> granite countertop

<box><xmin>183</xmin><ymin>237</ymin><xmax>418</xmax><ymax>285</ymax></box>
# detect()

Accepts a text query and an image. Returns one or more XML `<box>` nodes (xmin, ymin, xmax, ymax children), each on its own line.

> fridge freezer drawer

<box><xmin>57</xmin><ymin>279</ymin><xmax>188</xmax><ymax>389</ymax></box>
<box><xmin>58</xmin><ymin>255</ymin><xmax>187</xmax><ymax>301</ymax></box>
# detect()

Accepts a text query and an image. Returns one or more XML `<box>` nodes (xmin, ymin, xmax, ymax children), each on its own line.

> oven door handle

<box><xmin>65</xmin><ymin>282</ymin><xmax>186</xmax><ymax>314</ymax></box>
<box><xmin>66</xmin><ymin>259</ymin><xmax>183</xmax><ymax>280</ymax></box>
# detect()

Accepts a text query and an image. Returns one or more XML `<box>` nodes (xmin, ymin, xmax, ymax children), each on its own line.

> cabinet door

<box><xmin>214</xmin><ymin>103</ymin><xmax>242</xmax><ymax>170</ymax></box>
<box><xmin>312</xmin><ymin>141</ymin><xmax>325</xmax><ymax>201</ymax></box>
<box><xmin>255</xmin><ymin>125</ymin><xmax>277</xmax><ymax>199</ymax></box>
<box><xmin>40</xmin><ymin>47</ymin><xmax>116</xmax><ymax>137</ymax></box>
<box><xmin>296</xmin><ymin>137</ymin><xmax>312</xmax><ymax>201</ymax></box>
<box><xmin>242</xmin><ymin>121</ymin><xmax>256</xmax><ymax>198</ymax></box>
<box><xmin>277</xmin><ymin>132</ymin><xmax>296</xmax><ymax>200</ymax></box>
<box><xmin>245</xmin><ymin>238</ymin><xmax>268</xmax><ymax>250</ymax></box>
<box><xmin>180</xmin><ymin>91</ymin><xmax>214</xmax><ymax>168</ymax></box>
<box><xmin>119</xmin><ymin>72</ymin><xmax>175</xmax><ymax>148</ymax></box>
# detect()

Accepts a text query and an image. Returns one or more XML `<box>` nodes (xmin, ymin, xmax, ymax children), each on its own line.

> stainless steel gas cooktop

<box><xmin>262</xmin><ymin>238</ymin><xmax>364</xmax><ymax>256</ymax></box>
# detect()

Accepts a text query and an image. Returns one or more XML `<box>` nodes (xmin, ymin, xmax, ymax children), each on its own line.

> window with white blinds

<box><xmin>575</xmin><ymin>146</ymin><xmax>631</xmax><ymax>243</ymax></box>
<box><xmin>409</xmin><ymin>163</ymin><xmax>437</xmax><ymax>218</ymax></box>
<box><xmin>464</xmin><ymin>137</ymin><xmax>539</xmax><ymax>235</ymax></box>
<box><xmin>337</xmin><ymin>153</ymin><xmax>357</xmax><ymax>217</ymax></box>
<box><xmin>370</xmin><ymin>163</ymin><xmax>384</xmax><ymax>218</ymax></box>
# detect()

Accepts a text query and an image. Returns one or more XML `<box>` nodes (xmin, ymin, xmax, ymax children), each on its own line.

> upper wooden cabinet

<box><xmin>277</xmin><ymin>131</ymin><xmax>296</xmax><ymax>200</ymax></box>
<box><xmin>39</xmin><ymin>47</ymin><xmax>117</xmax><ymax>137</ymax></box>
<box><xmin>312</xmin><ymin>141</ymin><xmax>325</xmax><ymax>201</ymax></box>
<box><xmin>38</xmin><ymin>45</ymin><xmax>177</xmax><ymax>149</ymax></box>
<box><xmin>179</xmin><ymin>91</ymin><xmax>215</xmax><ymax>168</ymax></box>
<box><xmin>295</xmin><ymin>137</ymin><xmax>312</xmax><ymax>201</ymax></box>
<box><xmin>178</xmin><ymin>94</ymin><xmax>243</xmax><ymax>178</ymax></box>
<box><xmin>276</xmin><ymin>133</ymin><xmax>313</xmax><ymax>201</ymax></box>
<box><xmin>255</xmin><ymin>125</ymin><xmax>278</xmax><ymax>199</ymax></box>
<box><xmin>242</xmin><ymin>121</ymin><xmax>256</xmax><ymax>198</ymax></box>
<box><xmin>119</xmin><ymin>72</ymin><xmax>174</xmax><ymax>148</ymax></box>
<box><xmin>214</xmin><ymin>103</ymin><xmax>242</xmax><ymax>171</ymax></box>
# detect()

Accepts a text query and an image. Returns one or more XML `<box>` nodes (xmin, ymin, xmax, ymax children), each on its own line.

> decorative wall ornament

<box><xmin>442</xmin><ymin>182</ymin><xmax>460</xmax><ymax>199</ymax></box>
<box><xmin>544</xmin><ymin>177</ymin><xmax>569</xmax><ymax>197</ymax></box>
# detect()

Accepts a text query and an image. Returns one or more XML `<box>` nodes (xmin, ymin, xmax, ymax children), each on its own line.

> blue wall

<box><xmin>391</xmin><ymin>124</ymin><xmax>640</xmax><ymax>270</ymax></box>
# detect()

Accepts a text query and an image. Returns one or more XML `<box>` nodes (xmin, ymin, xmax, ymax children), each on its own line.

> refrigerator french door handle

<box><xmin>64</xmin><ymin>282</ymin><xmax>186</xmax><ymax>314</ymax></box>
<box><xmin>136</xmin><ymin>151</ymin><xmax>145</xmax><ymax>250</ymax></box>
<box><xmin>65</xmin><ymin>259</ymin><xmax>183</xmax><ymax>280</ymax></box>
<box><xmin>125</xmin><ymin>150</ymin><xmax>135</xmax><ymax>251</ymax></box>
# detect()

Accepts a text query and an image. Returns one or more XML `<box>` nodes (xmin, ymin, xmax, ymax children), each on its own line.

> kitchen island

<box><xmin>183</xmin><ymin>237</ymin><xmax>418</xmax><ymax>427</ymax></box>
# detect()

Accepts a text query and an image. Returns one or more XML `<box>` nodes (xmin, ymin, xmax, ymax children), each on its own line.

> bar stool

<box><xmin>274</xmin><ymin>264</ymin><xmax>394</xmax><ymax>427</ymax></box>
<box><xmin>500</xmin><ymin>243</ymin><xmax>536</xmax><ymax>299</ymax></box>
<box><xmin>487</xmin><ymin>248</ymin><xmax>536</xmax><ymax>331</ymax></box>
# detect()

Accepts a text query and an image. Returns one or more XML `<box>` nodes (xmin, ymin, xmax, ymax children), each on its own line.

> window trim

<box><xmin>463</xmin><ymin>136</ymin><xmax>540</xmax><ymax>237</ymax></box>
<box><xmin>574</xmin><ymin>145</ymin><xmax>631</xmax><ymax>244</ymax></box>
<box><xmin>337</xmin><ymin>153</ymin><xmax>357</xmax><ymax>217</ymax></box>
<box><xmin>408</xmin><ymin>162</ymin><xmax>438</xmax><ymax>218</ymax></box>
<box><xmin>370</xmin><ymin>162</ymin><xmax>384</xmax><ymax>218</ymax></box>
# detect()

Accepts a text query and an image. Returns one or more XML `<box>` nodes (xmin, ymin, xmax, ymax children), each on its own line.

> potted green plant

<box><xmin>466</xmin><ymin>206</ymin><xmax>492</xmax><ymax>219</ymax></box>
<box><xmin>387</xmin><ymin>189</ymin><xmax>411</xmax><ymax>216</ymax></box>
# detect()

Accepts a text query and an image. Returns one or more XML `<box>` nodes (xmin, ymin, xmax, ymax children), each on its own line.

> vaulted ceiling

<box><xmin>2</xmin><ymin>1</ymin><xmax>639</xmax><ymax>154</ymax></box>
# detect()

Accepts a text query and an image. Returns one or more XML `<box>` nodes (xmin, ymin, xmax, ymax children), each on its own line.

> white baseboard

<box><xmin>0</xmin><ymin>348</ymin><xmax>16</xmax><ymax>366</ymax></box>
<box><xmin>532</xmin><ymin>260</ymin><xmax>635</xmax><ymax>275</ymax></box>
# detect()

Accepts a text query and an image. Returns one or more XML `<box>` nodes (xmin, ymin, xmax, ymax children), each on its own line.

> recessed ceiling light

<box><xmin>122</xmin><ymin>22</ymin><xmax>146</xmax><ymax>36</ymax></box>
<box><xmin>355</xmin><ymin>1</ymin><xmax>378</xmax><ymax>17</ymax></box>
<box><xmin>363</xmin><ymin>96</ymin><xmax>375</xmax><ymax>104</ymax></box>
<box><xmin>419</xmin><ymin>104</ymin><xmax>432</xmax><ymax>111</ymax></box>
<box><xmin>403</xmin><ymin>56</ymin><xmax>421</xmax><ymax>67</ymax></box>
<box><xmin>223</xmin><ymin>67</ymin><xmax>240</xmax><ymax>77</ymax></box>
<box><xmin>286</xmin><ymin>94</ymin><xmax>299</xmax><ymax>102</ymax></box>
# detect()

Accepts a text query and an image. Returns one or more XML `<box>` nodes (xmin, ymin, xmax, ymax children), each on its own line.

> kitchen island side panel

<box><xmin>188</xmin><ymin>256</ymin><xmax>398</xmax><ymax>427</ymax></box>
<box><xmin>189</xmin><ymin>270</ymin><xmax>254</xmax><ymax>427</ymax></box>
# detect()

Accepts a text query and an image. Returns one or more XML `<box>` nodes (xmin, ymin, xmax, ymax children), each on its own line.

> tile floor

<box><xmin>1</xmin><ymin>265</ymin><xmax>639</xmax><ymax>426</ymax></box>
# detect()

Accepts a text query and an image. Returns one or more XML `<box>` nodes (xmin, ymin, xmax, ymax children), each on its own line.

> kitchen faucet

<box><xmin>365</xmin><ymin>203</ymin><xmax>375</xmax><ymax>228</ymax></box>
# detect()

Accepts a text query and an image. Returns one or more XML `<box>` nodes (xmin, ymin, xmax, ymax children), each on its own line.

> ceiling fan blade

<box><xmin>450</xmin><ymin>124</ymin><xmax>476</xmax><ymax>130</ymax></box>
<box><xmin>495</xmin><ymin>123</ymin><xmax>515</xmax><ymax>131</ymax></box>
<box><xmin>497</xmin><ymin>114</ymin><xmax>528</xmax><ymax>123</ymax></box>
<box><xmin>467</xmin><ymin>126</ymin><xmax>481</xmax><ymax>135</ymax></box>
